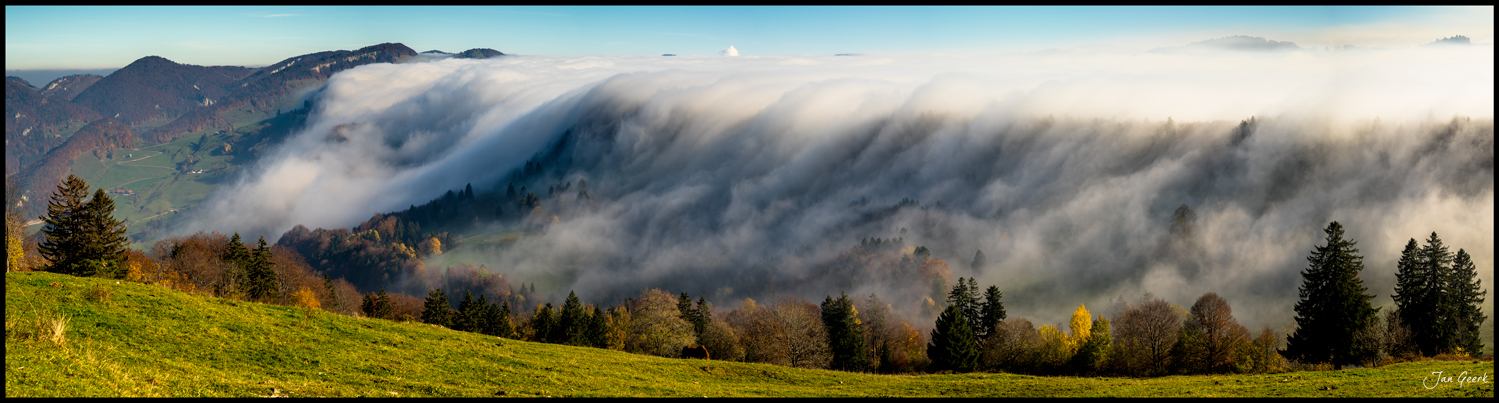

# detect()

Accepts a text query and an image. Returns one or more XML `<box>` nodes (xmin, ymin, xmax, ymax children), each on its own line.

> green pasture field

<box><xmin>6</xmin><ymin>271</ymin><xmax>1492</xmax><ymax>397</ymax></box>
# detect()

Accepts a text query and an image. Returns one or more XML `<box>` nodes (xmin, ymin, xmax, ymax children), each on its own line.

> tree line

<box><xmin>8</xmin><ymin>175</ymin><xmax>1487</xmax><ymax>377</ymax></box>
<box><xmin>399</xmin><ymin>221</ymin><xmax>1485</xmax><ymax>377</ymax></box>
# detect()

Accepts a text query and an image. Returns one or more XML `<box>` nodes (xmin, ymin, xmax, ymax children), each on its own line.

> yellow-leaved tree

<box><xmin>1037</xmin><ymin>324</ymin><xmax>1070</xmax><ymax>371</ymax></box>
<box><xmin>1067</xmin><ymin>304</ymin><xmax>1092</xmax><ymax>353</ymax></box>
<box><xmin>294</xmin><ymin>287</ymin><xmax>322</xmax><ymax>312</ymax></box>
<box><xmin>421</xmin><ymin>237</ymin><xmax>442</xmax><ymax>256</ymax></box>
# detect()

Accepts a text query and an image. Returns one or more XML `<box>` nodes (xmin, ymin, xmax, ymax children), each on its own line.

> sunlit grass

<box><xmin>5</xmin><ymin>271</ymin><xmax>1492</xmax><ymax>397</ymax></box>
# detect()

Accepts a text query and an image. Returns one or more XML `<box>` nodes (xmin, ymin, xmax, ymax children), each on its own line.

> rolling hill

<box><xmin>5</xmin><ymin>76</ymin><xmax>103</xmax><ymax>174</ymax></box>
<box><xmin>5</xmin><ymin>270</ymin><xmax>1492</xmax><ymax>397</ymax></box>
<box><xmin>7</xmin><ymin>43</ymin><xmax>422</xmax><ymax>232</ymax></box>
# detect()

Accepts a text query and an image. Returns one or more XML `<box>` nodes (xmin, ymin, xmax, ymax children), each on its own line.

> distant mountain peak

<box><xmin>422</xmin><ymin>50</ymin><xmax>452</xmax><ymax>55</ymax></box>
<box><xmin>454</xmin><ymin>48</ymin><xmax>505</xmax><ymax>59</ymax></box>
<box><xmin>1149</xmin><ymin>35</ymin><xmax>1302</xmax><ymax>54</ymax></box>
<box><xmin>7</xmin><ymin>76</ymin><xmax>35</xmax><ymax>89</ymax></box>
<box><xmin>356</xmin><ymin>43</ymin><xmax>417</xmax><ymax>56</ymax></box>
<box><xmin>1423</xmin><ymin>35</ymin><xmax>1471</xmax><ymax>46</ymax></box>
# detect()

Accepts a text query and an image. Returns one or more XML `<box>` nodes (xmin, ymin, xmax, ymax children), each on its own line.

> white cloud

<box><xmin>183</xmin><ymin>46</ymin><xmax>1492</xmax><ymax>328</ymax></box>
<box><xmin>719</xmin><ymin>45</ymin><xmax>739</xmax><ymax>56</ymax></box>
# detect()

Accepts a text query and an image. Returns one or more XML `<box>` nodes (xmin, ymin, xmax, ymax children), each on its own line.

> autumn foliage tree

<box><xmin>625</xmin><ymin>289</ymin><xmax>698</xmax><ymax>358</ymax></box>
<box><xmin>1175</xmin><ymin>293</ymin><xmax>1250</xmax><ymax>374</ymax></box>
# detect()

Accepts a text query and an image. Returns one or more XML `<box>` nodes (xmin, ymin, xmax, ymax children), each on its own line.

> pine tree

<box><xmin>455</xmin><ymin>291</ymin><xmax>478</xmax><ymax>332</ymax></box>
<box><xmin>37</xmin><ymin>175</ymin><xmax>114</xmax><ymax>276</ymax></box>
<box><xmin>678</xmin><ymin>291</ymin><xmax>695</xmax><ymax>320</ymax></box>
<box><xmin>1283</xmin><ymin>222</ymin><xmax>1380</xmax><ymax>370</ymax></box>
<box><xmin>694</xmin><ymin>296</ymin><xmax>712</xmax><ymax>337</ymax></box>
<box><xmin>245</xmin><ymin>236</ymin><xmax>278</xmax><ymax>301</ymax></box>
<box><xmin>422</xmin><ymin>288</ymin><xmax>453</xmax><ymax>328</ymax></box>
<box><xmin>361</xmin><ymin>293</ymin><xmax>378</xmax><ymax>318</ymax></box>
<box><xmin>221</xmin><ymin>233</ymin><xmax>251</xmax><ymax>295</ymax></box>
<box><xmin>494</xmin><ymin>300</ymin><xmax>517</xmax><ymax>339</ymax></box>
<box><xmin>587</xmin><ymin>305</ymin><xmax>609</xmax><ymax>348</ymax></box>
<box><xmin>822</xmin><ymin>292</ymin><xmax>868</xmax><ymax>372</ymax></box>
<box><xmin>324</xmin><ymin>274</ymin><xmax>340</xmax><ymax>313</ymax></box>
<box><xmin>1391</xmin><ymin>238</ymin><xmax>1425</xmax><ymax>351</ymax></box>
<box><xmin>532</xmin><ymin>303</ymin><xmax>556</xmax><ymax>343</ymax></box>
<box><xmin>1447</xmin><ymin>249</ymin><xmax>1487</xmax><ymax>356</ymax></box>
<box><xmin>971</xmin><ymin>249</ymin><xmax>987</xmax><ymax>271</ymax></box>
<box><xmin>946</xmin><ymin>277</ymin><xmax>981</xmax><ymax>332</ymax></box>
<box><xmin>77</xmin><ymin>188</ymin><xmax>129</xmax><ymax>277</ymax></box>
<box><xmin>558</xmin><ymin>291</ymin><xmax>586</xmax><ymax>345</ymax></box>
<box><xmin>928</xmin><ymin>304</ymin><xmax>979</xmax><ymax>372</ymax></box>
<box><xmin>1418</xmin><ymin>232</ymin><xmax>1454</xmax><ymax>356</ymax></box>
<box><xmin>475</xmin><ymin>294</ymin><xmax>493</xmax><ymax>335</ymax></box>
<box><xmin>375</xmin><ymin>286</ymin><xmax>394</xmax><ymax>320</ymax></box>
<box><xmin>978</xmin><ymin>285</ymin><xmax>1005</xmax><ymax>339</ymax></box>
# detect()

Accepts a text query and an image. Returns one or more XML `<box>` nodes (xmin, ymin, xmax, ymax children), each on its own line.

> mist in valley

<box><xmin>180</xmin><ymin>43</ymin><xmax>1493</xmax><ymax>330</ymax></box>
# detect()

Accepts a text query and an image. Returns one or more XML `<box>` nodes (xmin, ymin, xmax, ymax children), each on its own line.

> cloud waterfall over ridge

<box><xmin>187</xmin><ymin>47</ymin><xmax>1493</xmax><ymax>328</ymax></box>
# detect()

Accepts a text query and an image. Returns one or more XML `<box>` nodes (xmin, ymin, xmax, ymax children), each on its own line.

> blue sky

<box><xmin>5</xmin><ymin>6</ymin><xmax>1492</xmax><ymax>70</ymax></box>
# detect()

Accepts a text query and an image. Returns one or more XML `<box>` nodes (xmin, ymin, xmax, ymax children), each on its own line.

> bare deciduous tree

<box><xmin>1183</xmin><ymin>293</ymin><xmax>1250</xmax><ymax>373</ymax></box>
<box><xmin>1112</xmin><ymin>297</ymin><xmax>1181</xmax><ymax>376</ymax></box>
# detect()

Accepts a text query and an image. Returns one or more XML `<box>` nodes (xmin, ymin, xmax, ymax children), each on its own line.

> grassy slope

<box><xmin>5</xmin><ymin>270</ymin><xmax>1493</xmax><ymax>397</ymax></box>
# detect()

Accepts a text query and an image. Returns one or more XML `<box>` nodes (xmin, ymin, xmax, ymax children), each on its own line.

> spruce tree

<box><xmin>245</xmin><ymin>236</ymin><xmax>278</xmax><ymax>301</ymax></box>
<box><xmin>978</xmin><ymin>285</ymin><xmax>1006</xmax><ymax>339</ymax></box>
<box><xmin>495</xmin><ymin>300</ymin><xmax>517</xmax><ymax>339</ymax></box>
<box><xmin>587</xmin><ymin>305</ymin><xmax>609</xmax><ymax>348</ymax></box>
<box><xmin>964</xmin><ymin>278</ymin><xmax>981</xmax><ymax>327</ymax></box>
<box><xmin>1391</xmin><ymin>238</ymin><xmax>1425</xmax><ymax>349</ymax></box>
<box><xmin>475</xmin><ymin>294</ymin><xmax>493</xmax><ymax>335</ymax></box>
<box><xmin>677</xmin><ymin>292</ymin><xmax>695</xmax><ymax>321</ymax></box>
<box><xmin>558</xmin><ymin>291</ymin><xmax>586</xmax><ymax>345</ymax></box>
<box><xmin>222</xmin><ymin>233</ymin><xmax>251</xmax><ymax>296</ymax></box>
<box><xmin>1447</xmin><ymin>249</ymin><xmax>1487</xmax><ymax>355</ymax></box>
<box><xmin>1418</xmin><ymin>232</ymin><xmax>1454</xmax><ymax>356</ymax></box>
<box><xmin>821</xmin><ymin>292</ymin><xmax>868</xmax><ymax>372</ymax></box>
<box><xmin>39</xmin><ymin>175</ymin><xmax>127</xmax><ymax>277</ymax></box>
<box><xmin>1283</xmin><ymin>222</ymin><xmax>1380</xmax><ymax>370</ymax></box>
<box><xmin>38</xmin><ymin>175</ymin><xmax>91</xmax><ymax>274</ymax></box>
<box><xmin>532</xmin><ymin>303</ymin><xmax>556</xmax><ymax>343</ymax></box>
<box><xmin>375</xmin><ymin>286</ymin><xmax>394</xmax><ymax>320</ymax></box>
<box><xmin>324</xmin><ymin>274</ymin><xmax>340</xmax><ymax>313</ymax></box>
<box><xmin>694</xmin><ymin>296</ymin><xmax>712</xmax><ymax>337</ymax></box>
<box><xmin>946</xmin><ymin>278</ymin><xmax>982</xmax><ymax>337</ymax></box>
<box><xmin>77</xmin><ymin>188</ymin><xmax>129</xmax><ymax>277</ymax></box>
<box><xmin>928</xmin><ymin>304</ymin><xmax>979</xmax><ymax>372</ymax></box>
<box><xmin>361</xmin><ymin>293</ymin><xmax>378</xmax><ymax>318</ymax></box>
<box><xmin>422</xmin><ymin>288</ymin><xmax>453</xmax><ymax>328</ymax></box>
<box><xmin>456</xmin><ymin>291</ymin><xmax>478</xmax><ymax>332</ymax></box>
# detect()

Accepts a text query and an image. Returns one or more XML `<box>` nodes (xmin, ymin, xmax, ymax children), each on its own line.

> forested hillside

<box><xmin>5</xmin><ymin>76</ymin><xmax>102</xmax><ymax>173</ymax></box>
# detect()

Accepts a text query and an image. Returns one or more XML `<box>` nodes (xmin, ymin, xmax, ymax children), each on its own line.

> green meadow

<box><xmin>5</xmin><ymin>270</ymin><xmax>1492</xmax><ymax>397</ymax></box>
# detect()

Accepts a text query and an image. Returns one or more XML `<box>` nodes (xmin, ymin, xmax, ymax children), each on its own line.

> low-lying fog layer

<box><xmin>185</xmin><ymin>45</ymin><xmax>1493</xmax><ymax>328</ymax></box>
